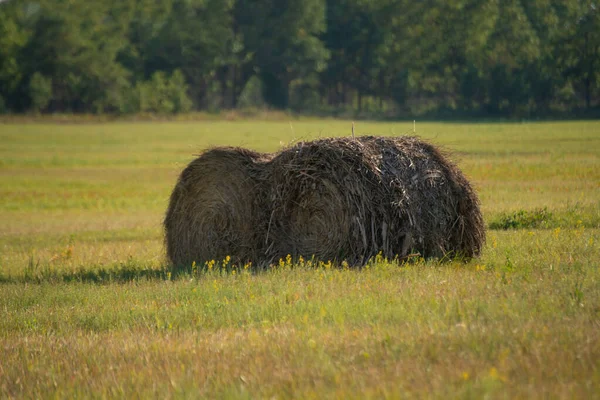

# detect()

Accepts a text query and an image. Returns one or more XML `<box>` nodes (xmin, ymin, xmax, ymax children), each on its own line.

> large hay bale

<box><xmin>265</xmin><ymin>138</ymin><xmax>390</xmax><ymax>265</ymax></box>
<box><xmin>164</xmin><ymin>135</ymin><xmax>484</xmax><ymax>269</ymax></box>
<box><xmin>360</xmin><ymin>135</ymin><xmax>485</xmax><ymax>259</ymax></box>
<box><xmin>164</xmin><ymin>147</ymin><xmax>270</xmax><ymax>268</ymax></box>
<box><xmin>265</xmin><ymin>135</ymin><xmax>484</xmax><ymax>264</ymax></box>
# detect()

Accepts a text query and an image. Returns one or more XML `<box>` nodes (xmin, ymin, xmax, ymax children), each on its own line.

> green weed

<box><xmin>490</xmin><ymin>207</ymin><xmax>553</xmax><ymax>230</ymax></box>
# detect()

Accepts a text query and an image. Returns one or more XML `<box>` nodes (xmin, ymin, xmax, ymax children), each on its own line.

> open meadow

<box><xmin>1</xmin><ymin>119</ymin><xmax>599</xmax><ymax>398</ymax></box>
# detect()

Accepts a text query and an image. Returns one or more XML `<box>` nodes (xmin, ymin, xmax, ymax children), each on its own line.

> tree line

<box><xmin>0</xmin><ymin>0</ymin><xmax>598</xmax><ymax>118</ymax></box>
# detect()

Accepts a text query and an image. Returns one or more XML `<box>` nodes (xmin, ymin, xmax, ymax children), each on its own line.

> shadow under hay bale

<box><xmin>360</xmin><ymin>135</ymin><xmax>485</xmax><ymax>259</ymax></box>
<box><xmin>164</xmin><ymin>147</ymin><xmax>270</xmax><ymax>268</ymax></box>
<box><xmin>265</xmin><ymin>138</ymin><xmax>392</xmax><ymax>265</ymax></box>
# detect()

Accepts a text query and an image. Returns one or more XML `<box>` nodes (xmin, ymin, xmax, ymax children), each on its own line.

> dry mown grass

<box><xmin>0</xmin><ymin>120</ymin><xmax>599</xmax><ymax>398</ymax></box>
<box><xmin>2</xmin><ymin>321</ymin><xmax>598</xmax><ymax>399</ymax></box>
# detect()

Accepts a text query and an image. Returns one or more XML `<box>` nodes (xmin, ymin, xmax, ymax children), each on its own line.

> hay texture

<box><xmin>360</xmin><ymin>136</ymin><xmax>485</xmax><ymax>259</ymax></box>
<box><xmin>265</xmin><ymin>136</ymin><xmax>484</xmax><ymax>264</ymax></box>
<box><xmin>265</xmin><ymin>138</ymin><xmax>387</xmax><ymax>265</ymax></box>
<box><xmin>164</xmin><ymin>147</ymin><xmax>270</xmax><ymax>268</ymax></box>
<box><xmin>164</xmin><ymin>136</ymin><xmax>485</xmax><ymax>268</ymax></box>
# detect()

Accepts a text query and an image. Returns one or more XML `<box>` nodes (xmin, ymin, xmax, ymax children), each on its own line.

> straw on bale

<box><xmin>164</xmin><ymin>147</ymin><xmax>270</xmax><ymax>268</ymax></box>
<box><xmin>264</xmin><ymin>135</ymin><xmax>484</xmax><ymax>264</ymax></box>
<box><xmin>265</xmin><ymin>138</ymin><xmax>389</xmax><ymax>265</ymax></box>
<box><xmin>164</xmin><ymin>135</ymin><xmax>484</xmax><ymax>268</ymax></box>
<box><xmin>359</xmin><ymin>135</ymin><xmax>485</xmax><ymax>259</ymax></box>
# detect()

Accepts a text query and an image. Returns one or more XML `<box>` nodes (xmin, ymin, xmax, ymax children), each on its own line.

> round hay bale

<box><xmin>360</xmin><ymin>135</ymin><xmax>485</xmax><ymax>259</ymax></box>
<box><xmin>164</xmin><ymin>147</ymin><xmax>270</xmax><ymax>268</ymax></box>
<box><xmin>265</xmin><ymin>138</ymin><xmax>388</xmax><ymax>265</ymax></box>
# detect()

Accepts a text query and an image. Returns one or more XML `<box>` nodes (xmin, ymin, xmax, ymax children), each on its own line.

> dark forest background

<box><xmin>0</xmin><ymin>0</ymin><xmax>598</xmax><ymax>118</ymax></box>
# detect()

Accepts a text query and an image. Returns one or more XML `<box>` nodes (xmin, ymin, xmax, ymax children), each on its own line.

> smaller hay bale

<box><xmin>164</xmin><ymin>147</ymin><xmax>270</xmax><ymax>268</ymax></box>
<box><xmin>265</xmin><ymin>138</ymin><xmax>388</xmax><ymax>265</ymax></box>
<box><xmin>360</xmin><ymin>135</ymin><xmax>485</xmax><ymax>259</ymax></box>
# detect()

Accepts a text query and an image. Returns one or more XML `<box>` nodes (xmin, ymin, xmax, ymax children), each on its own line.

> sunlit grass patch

<box><xmin>489</xmin><ymin>207</ymin><xmax>554</xmax><ymax>229</ymax></box>
<box><xmin>0</xmin><ymin>120</ymin><xmax>599</xmax><ymax>398</ymax></box>
<box><xmin>488</xmin><ymin>204</ymin><xmax>600</xmax><ymax>230</ymax></box>
<box><xmin>1</xmin><ymin>245</ymin><xmax>598</xmax><ymax>397</ymax></box>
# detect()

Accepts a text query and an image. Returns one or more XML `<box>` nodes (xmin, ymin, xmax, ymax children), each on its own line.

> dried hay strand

<box><xmin>164</xmin><ymin>135</ymin><xmax>484</xmax><ymax>268</ymax></box>
<box><xmin>164</xmin><ymin>147</ymin><xmax>270</xmax><ymax>268</ymax></box>
<box><xmin>360</xmin><ymin>135</ymin><xmax>485</xmax><ymax>259</ymax></box>
<box><xmin>265</xmin><ymin>135</ymin><xmax>484</xmax><ymax>265</ymax></box>
<box><xmin>265</xmin><ymin>138</ymin><xmax>388</xmax><ymax>265</ymax></box>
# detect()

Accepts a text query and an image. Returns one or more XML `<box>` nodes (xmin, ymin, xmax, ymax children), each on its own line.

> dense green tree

<box><xmin>28</xmin><ymin>72</ymin><xmax>52</xmax><ymax>113</ymax></box>
<box><xmin>0</xmin><ymin>0</ymin><xmax>597</xmax><ymax>115</ymax></box>
<box><xmin>117</xmin><ymin>0</ymin><xmax>173</xmax><ymax>81</ymax></box>
<box><xmin>556</xmin><ymin>1</ymin><xmax>600</xmax><ymax>109</ymax></box>
<box><xmin>235</xmin><ymin>0</ymin><xmax>329</xmax><ymax>108</ymax></box>
<box><xmin>138</xmin><ymin>0</ymin><xmax>234</xmax><ymax>108</ymax></box>
<box><xmin>129</xmin><ymin>70</ymin><xmax>192</xmax><ymax>114</ymax></box>
<box><xmin>16</xmin><ymin>0</ymin><xmax>132</xmax><ymax>112</ymax></box>
<box><xmin>322</xmin><ymin>0</ymin><xmax>399</xmax><ymax>110</ymax></box>
<box><xmin>0</xmin><ymin>1</ymin><xmax>31</xmax><ymax>111</ymax></box>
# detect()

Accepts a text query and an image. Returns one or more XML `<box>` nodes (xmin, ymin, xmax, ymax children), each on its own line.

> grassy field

<box><xmin>0</xmin><ymin>120</ymin><xmax>599</xmax><ymax>398</ymax></box>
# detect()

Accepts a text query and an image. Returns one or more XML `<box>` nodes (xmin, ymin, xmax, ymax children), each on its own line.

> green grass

<box><xmin>0</xmin><ymin>120</ymin><xmax>599</xmax><ymax>398</ymax></box>
<box><xmin>489</xmin><ymin>206</ymin><xmax>600</xmax><ymax>230</ymax></box>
